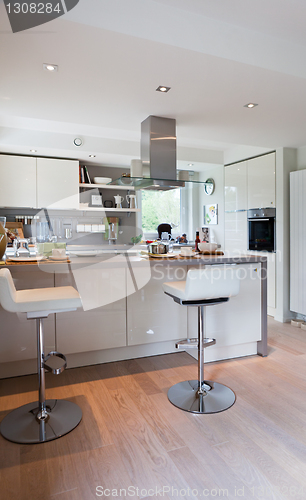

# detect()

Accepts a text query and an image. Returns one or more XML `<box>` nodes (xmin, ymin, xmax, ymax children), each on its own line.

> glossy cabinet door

<box><xmin>187</xmin><ymin>263</ymin><xmax>261</xmax><ymax>360</ymax></box>
<box><xmin>0</xmin><ymin>154</ymin><xmax>36</xmax><ymax>208</ymax></box>
<box><xmin>0</xmin><ymin>269</ymin><xmax>55</xmax><ymax>363</ymax></box>
<box><xmin>127</xmin><ymin>263</ymin><xmax>187</xmax><ymax>345</ymax></box>
<box><xmin>224</xmin><ymin>211</ymin><xmax>248</xmax><ymax>254</ymax></box>
<box><xmin>55</xmin><ymin>267</ymin><xmax>127</xmax><ymax>354</ymax></box>
<box><xmin>247</xmin><ymin>153</ymin><xmax>275</xmax><ymax>209</ymax></box>
<box><xmin>224</xmin><ymin>161</ymin><xmax>247</xmax><ymax>211</ymax></box>
<box><xmin>36</xmin><ymin>158</ymin><xmax>79</xmax><ymax>209</ymax></box>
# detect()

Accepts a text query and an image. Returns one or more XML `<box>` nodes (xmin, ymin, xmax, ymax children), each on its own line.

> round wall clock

<box><xmin>204</xmin><ymin>178</ymin><xmax>215</xmax><ymax>195</ymax></box>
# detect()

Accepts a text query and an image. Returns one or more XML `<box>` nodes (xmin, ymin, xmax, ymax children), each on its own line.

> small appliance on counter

<box><xmin>105</xmin><ymin>217</ymin><xmax>119</xmax><ymax>244</ymax></box>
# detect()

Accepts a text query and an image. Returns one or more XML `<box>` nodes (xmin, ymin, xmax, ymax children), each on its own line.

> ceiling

<box><xmin>1</xmin><ymin>0</ymin><xmax>306</xmax><ymax>171</ymax></box>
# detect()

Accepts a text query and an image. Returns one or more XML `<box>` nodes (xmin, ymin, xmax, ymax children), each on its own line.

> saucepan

<box><xmin>147</xmin><ymin>241</ymin><xmax>170</xmax><ymax>254</ymax></box>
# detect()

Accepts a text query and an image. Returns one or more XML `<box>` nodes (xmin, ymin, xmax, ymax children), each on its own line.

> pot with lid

<box><xmin>147</xmin><ymin>241</ymin><xmax>170</xmax><ymax>254</ymax></box>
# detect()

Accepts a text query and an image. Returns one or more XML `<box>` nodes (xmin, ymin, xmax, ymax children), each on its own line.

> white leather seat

<box><xmin>162</xmin><ymin>267</ymin><xmax>240</xmax><ymax>302</ymax></box>
<box><xmin>0</xmin><ymin>268</ymin><xmax>81</xmax><ymax>315</ymax></box>
<box><xmin>0</xmin><ymin>268</ymin><xmax>83</xmax><ymax>444</ymax></box>
<box><xmin>162</xmin><ymin>265</ymin><xmax>240</xmax><ymax>414</ymax></box>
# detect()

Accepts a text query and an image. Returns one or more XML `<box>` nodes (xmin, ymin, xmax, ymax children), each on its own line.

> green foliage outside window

<box><xmin>141</xmin><ymin>190</ymin><xmax>181</xmax><ymax>233</ymax></box>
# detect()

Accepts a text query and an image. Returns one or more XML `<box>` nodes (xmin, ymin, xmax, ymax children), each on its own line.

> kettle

<box><xmin>126</xmin><ymin>194</ymin><xmax>137</xmax><ymax>209</ymax></box>
<box><xmin>114</xmin><ymin>194</ymin><xmax>124</xmax><ymax>209</ymax></box>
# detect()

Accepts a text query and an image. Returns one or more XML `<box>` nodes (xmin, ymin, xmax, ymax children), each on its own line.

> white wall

<box><xmin>224</xmin><ymin>145</ymin><xmax>272</xmax><ymax>165</ymax></box>
<box><xmin>297</xmin><ymin>146</ymin><xmax>306</xmax><ymax>170</ymax></box>
<box><xmin>274</xmin><ymin>148</ymin><xmax>297</xmax><ymax>322</ymax></box>
<box><xmin>198</xmin><ymin>165</ymin><xmax>225</xmax><ymax>248</ymax></box>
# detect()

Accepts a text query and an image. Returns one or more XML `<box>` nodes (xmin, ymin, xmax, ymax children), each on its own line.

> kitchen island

<box><xmin>0</xmin><ymin>253</ymin><xmax>267</xmax><ymax>378</ymax></box>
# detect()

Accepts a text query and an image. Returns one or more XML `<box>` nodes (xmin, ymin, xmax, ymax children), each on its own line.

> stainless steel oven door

<box><xmin>248</xmin><ymin>208</ymin><xmax>275</xmax><ymax>252</ymax></box>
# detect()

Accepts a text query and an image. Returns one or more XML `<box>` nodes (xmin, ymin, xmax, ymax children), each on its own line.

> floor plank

<box><xmin>1</xmin><ymin>318</ymin><xmax>306</xmax><ymax>499</ymax></box>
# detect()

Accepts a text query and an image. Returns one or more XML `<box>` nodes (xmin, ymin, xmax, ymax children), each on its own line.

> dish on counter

<box><xmin>147</xmin><ymin>252</ymin><xmax>176</xmax><ymax>258</ymax></box>
<box><xmin>48</xmin><ymin>256</ymin><xmax>69</xmax><ymax>261</ymax></box>
<box><xmin>6</xmin><ymin>256</ymin><xmax>47</xmax><ymax>262</ymax></box>
<box><xmin>179</xmin><ymin>251</ymin><xmax>196</xmax><ymax>258</ymax></box>
<box><xmin>68</xmin><ymin>250</ymin><xmax>102</xmax><ymax>257</ymax></box>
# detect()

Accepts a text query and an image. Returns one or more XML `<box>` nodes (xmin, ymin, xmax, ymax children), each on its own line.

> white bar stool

<box><xmin>0</xmin><ymin>268</ymin><xmax>83</xmax><ymax>444</ymax></box>
<box><xmin>162</xmin><ymin>266</ymin><xmax>240</xmax><ymax>414</ymax></box>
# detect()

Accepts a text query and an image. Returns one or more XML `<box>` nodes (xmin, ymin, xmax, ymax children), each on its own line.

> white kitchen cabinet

<box><xmin>245</xmin><ymin>250</ymin><xmax>276</xmax><ymax>311</ymax></box>
<box><xmin>224</xmin><ymin>161</ymin><xmax>247</xmax><ymax>211</ymax></box>
<box><xmin>0</xmin><ymin>154</ymin><xmax>79</xmax><ymax>209</ymax></box>
<box><xmin>0</xmin><ymin>154</ymin><xmax>37</xmax><ymax>208</ymax></box>
<box><xmin>127</xmin><ymin>264</ymin><xmax>187</xmax><ymax>345</ymax></box>
<box><xmin>187</xmin><ymin>264</ymin><xmax>261</xmax><ymax>361</ymax></box>
<box><xmin>37</xmin><ymin>158</ymin><xmax>79</xmax><ymax>209</ymax></box>
<box><xmin>247</xmin><ymin>153</ymin><xmax>275</xmax><ymax>209</ymax></box>
<box><xmin>224</xmin><ymin>211</ymin><xmax>248</xmax><ymax>254</ymax></box>
<box><xmin>55</xmin><ymin>268</ymin><xmax>127</xmax><ymax>354</ymax></box>
<box><xmin>0</xmin><ymin>269</ymin><xmax>55</xmax><ymax>364</ymax></box>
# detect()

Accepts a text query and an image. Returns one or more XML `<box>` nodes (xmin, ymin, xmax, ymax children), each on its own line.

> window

<box><xmin>141</xmin><ymin>189</ymin><xmax>181</xmax><ymax>235</ymax></box>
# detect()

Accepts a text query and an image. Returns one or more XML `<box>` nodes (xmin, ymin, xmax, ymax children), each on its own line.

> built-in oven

<box><xmin>248</xmin><ymin>208</ymin><xmax>276</xmax><ymax>252</ymax></box>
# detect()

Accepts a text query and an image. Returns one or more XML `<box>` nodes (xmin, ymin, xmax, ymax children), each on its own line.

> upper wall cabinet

<box><xmin>37</xmin><ymin>158</ymin><xmax>79</xmax><ymax>209</ymax></box>
<box><xmin>0</xmin><ymin>155</ymin><xmax>37</xmax><ymax>208</ymax></box>
<box><xmin>0</xmin><ymin>154</ymin><xmax>79</xmax><ymax>209</ymax></box>
<box><xmin>224</xmin><ymin>161</ymin><xmax>247</xmax><ymax>211</ymax></box>
<box><xmin>247</xmin><ymin>153</ymin><xmax>275</xmax><ymax>209</ymax></box>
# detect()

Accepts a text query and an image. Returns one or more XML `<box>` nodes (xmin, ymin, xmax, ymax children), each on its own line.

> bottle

<box><xmin>195</xmin><ymin>231</ymin><xmax>200</xmax><ymax>252</ymax></box>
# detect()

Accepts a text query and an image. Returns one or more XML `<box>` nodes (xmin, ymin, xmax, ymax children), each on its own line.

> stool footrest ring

<box><xmin>175</xmin><ymin>338</ymin><xmax>216</xmax><ymax>349</ymax></box>
<box><xmin>44</xmin><ymin>351</ymin><xmax>67</xmax><ymax>375</ymax></box>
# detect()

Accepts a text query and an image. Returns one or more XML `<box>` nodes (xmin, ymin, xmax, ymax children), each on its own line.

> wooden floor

<box><xmin>1</xmin><ymin>317</ymin><xmax>306</xmax><ymax>500</ymax></box>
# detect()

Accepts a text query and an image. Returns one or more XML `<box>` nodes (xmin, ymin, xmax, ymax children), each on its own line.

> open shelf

<box><xmin>79</xmin><ymin>183</ymin><xmax>135</xmax><ymax>191</ymax></box>
<box><xmin>79</xmin><ymin>204</ymin><xmax>140</xmax><ymax>212</ymax></box>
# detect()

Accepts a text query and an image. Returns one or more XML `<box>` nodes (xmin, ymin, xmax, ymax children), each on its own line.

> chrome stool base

<box><xmin>168</xmin><ymin>380</ymin><xmax>236</xmax><ymax>414</ymax></box>
<box><xmin>0</xmin><ymin>399</ymin><xmax>82</xmax><ymax>444</ymax></box>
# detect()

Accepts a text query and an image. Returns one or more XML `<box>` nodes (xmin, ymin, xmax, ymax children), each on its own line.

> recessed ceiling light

<box><xmin>244</xmin><ymin>103</ymin><xmax>258</xmax><ymax>108</ymax></box>
<box><xmin>43</xmin><ymin>63</ymin><xmax>58</xmax><ymax>72</ymax></box>
<box><xmin>89</xmin><ymin>155</ymin><xmax>96</xmax><ymax>158</ymax></box>
<box><xmin>30</xmin><ymin>149</ymin><xmax>37</xmax><ymax>153</ymax></box>
<box><xmin>156</xmin><ymin>85</ymin><xmax>171</xmax><ymax>93</ymax></box>
<box><xmin>188</xmin><ymin>163</ymin><xmax>194</xmax><ymax>167</ymax></box>
<box><xmin>73</xmin><ymin>138</ymin><xmax>83</xmax><ymax>147</ymax></box>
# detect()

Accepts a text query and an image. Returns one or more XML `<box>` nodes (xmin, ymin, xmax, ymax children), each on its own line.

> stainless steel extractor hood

<box><xmin>139</xmin><ymin>115</ymin><xmax>185</xmax><ymax>190</ymax></box>
<box><xmin>109</xmin><ymin>115</ymin><xmax>214</xmax><ymax>192</ymax></box>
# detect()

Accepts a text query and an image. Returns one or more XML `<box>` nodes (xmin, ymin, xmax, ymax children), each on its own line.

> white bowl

<box><xmin>198</xmin><ymin>242</ymin><xmax>218</xmax><ymax>252</ymax></box>
<box><xmin>93</xmin><ymin>177</ymin><xmax>112</xmax><ymax>185</ymax></box>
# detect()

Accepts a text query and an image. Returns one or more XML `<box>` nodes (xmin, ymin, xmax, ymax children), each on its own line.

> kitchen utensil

<box><xmin>157</xmin><ymin>223</ymin><xmax>172</xmax><ymax>240</ymax></box>
<box><xmin>180</xmin><ymin>247</ymin><xmax>194</xmax><ymax>256</ymax></box>
<box><xmin>52</xmin><ymin>248</ymin><xmax>66</xmax><ymax>258</ymax></box>
<box><xmin>0</xmin><ymin>224</ymin><xmax>7</xmax><ymax>260</ymax></box>
<box><xmin>65</xmin><ymin>228</ymin><xmax>72</xmax><ymax>239</ymax></box>
<box><xmin>161</xmin><ymin>232</ymin><xmax>171</xmax><ymax>241</ymax></box>
<box><xmin>13</xmin><ymin>238</ymin><xmax>30</xmax><ymax>257</ymax></box>
<box><xmin>6</xmin><ymin>256</ymin><xmax>47</xmax><ymax>262</ymax></box>
<box><xmin>36</xmin><ymin>221</ymin><xmax>50</xmax><ymax>243</ymax></box>
<box><xmin>126</xmin><ymin>194</ymin><xmax>137</xmax><ymax>209</ymax></box>
<box><xmin>147</xmin><ymin>252</ymin><xmax>176</xmax><ymax>258</ymax></box>
<box><xmin>0</xmin><ymin>217</ymin><xmax>6</xmax><ymax>228</ymax></box>
<box><xmin>93</xmin><ymin>177</ymin><xmax>112</xmax><ymax>184</ymax></box>
<box><xmin>114</xmin><ymin>195</ymin><xmax>124</xmax><ymax>209</ymax></box>
<box><xmin>147</xmin><ymin>241</ymin><xmax>170</xmax><ymax>254</ymax></box>
<box><xmin>197</xmin><ymin>242</ymin><xmax>218</xmax><ymax>253</ymax></box>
